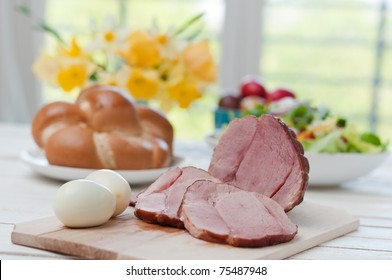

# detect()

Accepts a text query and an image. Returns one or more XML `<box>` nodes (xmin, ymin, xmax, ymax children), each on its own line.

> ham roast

<box><xmin>134</xmin><ymin>114</ymin><xmax>309</xmax><ymax>247</ymax></box>
<box><xmin>179</xmin><ymin>180</ymin><xmax>298</xmax><ymax>247</ymax></box>
<box><xmin>209</xmin><ymin>114</ymin><xmax>309</xmax><ymax>211</ymax></box>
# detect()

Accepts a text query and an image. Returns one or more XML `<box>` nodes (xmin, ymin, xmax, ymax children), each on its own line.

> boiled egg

<box><xmin>53</xmin><ymin>179</ymin><xmax>116</xmax><ymax>228</ymax></box>
<box><xmin>85</xmin><ymin>169</ymin><xmax>132</xmax><ymax>217</ymax></box>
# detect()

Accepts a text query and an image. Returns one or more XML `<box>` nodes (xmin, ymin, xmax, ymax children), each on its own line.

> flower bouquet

<box><xmin>31</xmin><ymin>12</ymin><xmax>217</xmax><ymax>111</ymax></box>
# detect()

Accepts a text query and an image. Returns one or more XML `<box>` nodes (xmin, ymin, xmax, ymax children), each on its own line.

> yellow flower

<box><xmin>183</xmin><ymin>41</ymin><xmax>216</xmax><ymax>83</ymax></box>
<box><xmin>32</xmin><ymin>16</ymin><xmax>217</xmax><ymax>111</ymax></box>
<box><xmin>33</xmin><ymin>43</ymin><xmax>96</xmax><ymax>92</ymax></box>
<box><xmin>126</xmin><ymin>68</ymin><xmax>159</xmax><ymax>99</ymax></box>
<box><xmin>167</xmin><ymin>78</ymin><xmax>201</xmax><ymax>109</ymax></box>
<box><xmin>57</xmin><ymin>64</ymin><xmax>89</xmax><ymax>92</ymax></box>
<box><xmin>32</xmin><ymin>52</ymin><xmax>60</xmax><ymax>87</ymax></box>
<box><xmin>103</xmin><ymin>30</ymin><xmax>116</xmax><ymax>43</ymax></box>
<box><xmin>159</xmin><ymin>59</ymin><xmax>184</xmax><ymax>84</ymax></box>
<box><xmin>58</xmin><ymin>37</ymin><xmax>86</xmax><ymax>58</ymax></box>
<box><xmin>156</xmin><ymin>34</ymin><xmax>168</xmax><ymax>45</ymax></box>
<box><xmin>119</xmin><ymin>30</ymin><xmax>161</xmax><ymax>68</ymax></box>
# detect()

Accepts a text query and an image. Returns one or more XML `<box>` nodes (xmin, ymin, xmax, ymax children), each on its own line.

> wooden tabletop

<box><xmin>1</xmin><ymin>122</ymin><xmax>392</xmax><ymax>260</ymax></box>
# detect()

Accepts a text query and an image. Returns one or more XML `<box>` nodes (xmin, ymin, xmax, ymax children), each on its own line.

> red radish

<box><xmin>267</xmin><ymin>88</ymin><xmax>296</xmax><ymax>101</ymax></box>
<box><xmin>240</xmin><ymin>77</ymin><xmax>267</xmax><ymax>99</ymax></box>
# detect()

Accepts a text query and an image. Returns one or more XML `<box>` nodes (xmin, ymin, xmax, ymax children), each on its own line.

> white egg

<box><xmin>53</xmin><ymin>179</ymin><xmax>116</xmax><ymax>228</ymax></box>
<box><xmin>86</xmin><ymin>169</ymin><xmax>132</xmax><ymax>217</ymax></box>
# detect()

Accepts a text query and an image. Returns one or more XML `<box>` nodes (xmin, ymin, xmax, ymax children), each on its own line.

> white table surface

<box><xmin>1</xmin><ymin>122</ymin><xmax>392</xmax><ymax>260</ymax></box>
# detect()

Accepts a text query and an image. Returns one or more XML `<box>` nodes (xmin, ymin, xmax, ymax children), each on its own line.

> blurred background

<box><xmin>0</xmin><ymin>0</ymin><xmax>391</xmax><ymax>141</ymax></box>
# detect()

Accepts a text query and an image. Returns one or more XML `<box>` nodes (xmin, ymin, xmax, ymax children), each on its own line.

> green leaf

<box><xmin>285</xmin><ymin>104</ymin><xmax>314</xmax><ymax>131</ymax></box>
<box><xmin>16</xmin><ymin>5</ymin><xmax>31</xmax><ymax>16</ymax></box>
<box><xmin>342</xmin><ymin>127</ymin><xmax>385</xmax><ymax>153</ymax></box>
<box><xmin>304</xmin><ymin>130</ymin><xmax>348</xmax><ymax>153</ymax></box>
<box><xmin>16</xmin><ymin>4</ymin><xmax>65</xmax><ymax>45</ymax></box>
<box><xmin>89</xmin><ymin>72</ymin><xmax>98</xmax><ymax>82</ymax></box>
<box><xmin>360</xmin><ymin>133</ymin><xmax>382</xmax><ymax>146</ymax></box>
<box><xmin>173</xmin><ymin>12</ymin><xmax>205</xmax><ymax>36</ymax></box>
<box><xmin>35</xmin><ymin>22</ymin><xmax>65</xmax><ymax>44</ymax></box>
<box><xmin>241</xmin><ymin>104</ymin><xmax>268</xmax><ymax>117</ymax></box>
<box><xmin>184</xmin><ymin>23</ymin><xmax>205</xmax><ymax>41</ymax></box>
<box><xmin>336</xmin><ymin>118</ymin><xmax>347</xmax><ymax>128</ymax></box>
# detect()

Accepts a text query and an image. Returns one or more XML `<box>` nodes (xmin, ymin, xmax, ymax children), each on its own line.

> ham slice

<box><xmin>179</xmin><ymin>180</ymin><xmax>298</xmax><ymax>247</ymax></box>
<box><xmin>134</xmin><ymin>166</ymin><xmax>219</xmax><ymax>228</ymax></box>
<box><xmin>208</xmin><ymin>114</ymin><xmax>309</xmax><ymax>211</ymax></box>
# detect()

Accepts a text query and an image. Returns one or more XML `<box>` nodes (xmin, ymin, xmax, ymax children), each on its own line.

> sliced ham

<box><xmin>208</xmin><ymin>114</ymin><xmax>309</xmax><ymax>211</ymax></box>
<box><xmin>133</xmin><ymin>114</ymin><xmax>308</xmax><ymax>247</ymax></box>
<box><xmin>179</xmin><ymin>180</ymin><xmax>298</xmax><ymax>247</ymax></box>
<box><xmin>134</xmin><ymin>166</ymin><xmax>219</xmax><ymax>228</ymax></box>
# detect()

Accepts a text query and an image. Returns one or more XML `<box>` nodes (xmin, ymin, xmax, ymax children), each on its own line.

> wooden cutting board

<box><xmin>11</xmin><ymin>202</ymin><xmax>359</xmax><ymax>260</ymax></box>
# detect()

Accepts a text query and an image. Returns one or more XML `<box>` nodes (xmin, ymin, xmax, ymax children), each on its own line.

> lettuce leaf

<box><xmin>302</xmin><ymin>130</ymin><xmax>347</xmax><ymax>153</ymax></box>
<box><xmin>301</xmin><ymin>126</ymin><xmax>387</xmax><ymax>153</ymax></box>
<box><xmin>341</xmin><ymin>127</ymin><xmax>386</xmax><ymax>154</ymax></box>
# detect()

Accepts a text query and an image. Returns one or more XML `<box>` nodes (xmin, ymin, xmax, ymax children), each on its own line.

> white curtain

<box><xmin>0</xmin><ymin>0</ymin><xmax>45</xmax><ymax>123</ymax></box>
<box><xmin>219</xmin><ymin>0</ymin><xmax>263</xmax><ymax>90</ymax></box>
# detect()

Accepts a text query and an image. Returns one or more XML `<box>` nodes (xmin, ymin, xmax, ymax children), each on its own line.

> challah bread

<box><xmin>32</xmin><ymin>85</ymin><xmax>174</xmax><ymax>170</ymax></box>
<box><xmin>137</xmin><ymin>106</ymin><xmax>174</xmax><ymax>153</ymax></box>
<box><xmin>32</xmin><ymin>102</ymin><xmax>86</xmax><ymax>148</ymax></box>
<box><xmin>76</xmin><ymin>85</ymin><xmax>142</xmax><ymax>136</ymax></box>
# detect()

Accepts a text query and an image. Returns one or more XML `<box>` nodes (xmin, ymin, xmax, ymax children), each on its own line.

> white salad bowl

<box><xmin>305</xmin><ymin>152</ymin><xmax>389</xmax><ymax>186</ymax></box>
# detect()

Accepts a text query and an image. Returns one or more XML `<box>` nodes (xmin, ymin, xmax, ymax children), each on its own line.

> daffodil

<box><xmin>119</xmin><ymin>30</ymin><xmax>161</xmax><ymax>68</ymax></box>
<box><xmin>103</xmin><ymin>30</ymin><xmax>116</xmax><ymax>43</ymax></box>
<box><xmin>32</xmin><ymin>52</ymin><xmax>60</xmax><ymax>87</ymax></box>
<box><xmin>167</xmin><ymin>78</ymin><xmax>201</xmax><ymax>109</ymax></box>
<box><xmin>31</xmin><ymin>14</ymin><xmax>217</xmax><ymax>110</ymax></box>
<box><xmin>86</xmin><ymin>25</ymin><xmax>121</xmax><ymax>54</ymax></box>
<box><xmin>58</xmin><ymin>37</ymin><xmax>87</xmax><ymax>58</ymax></box>
<box><xmin>183</xmin><ymin>41</ymin><xmax>216</xmax><ymax>83</ymax></box>
<box><xmin>125</xmin><ymin>68</ymin><xmax>160</xmax><ymax>99</ymax></box>
<box><xmin>57</xmin><ymin>64</ymin><xmax>89</xmax><ymax>92</ymax></box>
<box><xmin>158</xmin><ymin>59</ymin><xmax>184</xmax><ymax>84</ymax></box>
<box><xmin>156</xmin><ymin>34</ymin><xmax>168</xmax><ymax>45</ymax></box>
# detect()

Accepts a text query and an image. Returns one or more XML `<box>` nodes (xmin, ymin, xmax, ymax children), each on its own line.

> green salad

<box><xmin>243</xmin><ymin>102</ymin><xmax>388</xmax><ymax>154</ymax></box>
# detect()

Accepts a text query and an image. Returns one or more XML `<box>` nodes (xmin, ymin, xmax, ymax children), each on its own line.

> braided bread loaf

<box><xmin>32</xmin><ymin>85</ymin><xmax>174</xmax><ymax>170</ymax></box>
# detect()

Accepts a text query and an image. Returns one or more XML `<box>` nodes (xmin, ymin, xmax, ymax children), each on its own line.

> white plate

<box><xmin>21</xmin><ymin>148</ymin><xmax>186</xmax><ymax>185</ymax></box>
<box><xmin>306</xmin><ymin>152</ymin><xmax>389</xmax><ymax>186</ymax></box>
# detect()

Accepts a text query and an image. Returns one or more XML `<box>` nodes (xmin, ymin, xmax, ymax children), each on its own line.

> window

<box><xmin>42</xmin><ymin>0</ymin><xmax>392</xmax><ymax>142</ymax></box>
<box><xmin>43</xmin><ymin>0</ymin><xmax>224</xmax><ymax>139</ymax></box>
<box><xmin>261</xmin><ymin>0</ymin><xmax>392</xmax><ymax>142</ymax></box>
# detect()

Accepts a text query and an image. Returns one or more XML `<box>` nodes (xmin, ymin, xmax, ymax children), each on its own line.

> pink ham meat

<box><xmin>179</xmin><ymin>180</ymin><xmax>298</xmax><ymax>247</ymax></box>
<box><xmin>134</xmin><ymin>166</ymin><xmax>219</xmax><ymax>228</ymax></box>
<box><xmin>208</xmin><ymin>114</ymin><xmax>309</xmax><ymax>212</ymax></box>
